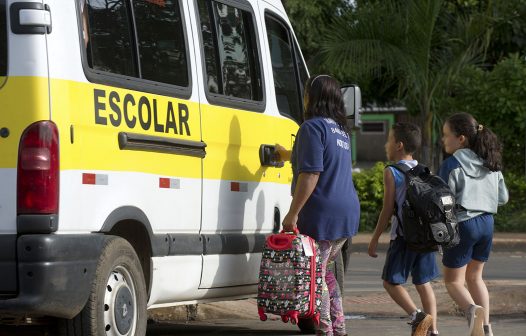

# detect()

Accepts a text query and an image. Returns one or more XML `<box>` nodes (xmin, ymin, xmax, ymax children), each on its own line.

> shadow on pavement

<box><xmin>147</xmin><ymin>321</ymin><xmax>300</xmax><ymax>336</ymax></box>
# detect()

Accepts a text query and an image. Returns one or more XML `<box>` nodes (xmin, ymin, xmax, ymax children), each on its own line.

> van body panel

<box><xmin>1</xmin><ymin>0</ymin><xmax>50</xmax><ymax>239</ymax></box>
<box><xmin>49</xmin><ymin>79</ymin><xmax>203</xmax><ymax>236</ymax></box>
<box><xmin>0</xmin><ymin>0</ymin><xmax>312</xmax><ymax>319</ymax></box>
<box><xmin>148</xmin><ymin>255</ymin><xmax>203</xmax><ymax>305</ymax></box>
<box><xmin>0</xmin><ymin>77</ymin><xmax>51</xmax><ymax>168</ymax></box>
<box><xmin>45</xmin><ymin>0</ymin><xmax>91</xmax><ymax>84</ymax></box>
<box><xmin>194</xmin><ymin>0</ymin><xmax>299</xmax><ymax>288</ymax></box>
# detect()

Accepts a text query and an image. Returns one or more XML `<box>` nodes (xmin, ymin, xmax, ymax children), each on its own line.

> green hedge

<box><xmin>353</xmin><ymin>163</ymin><xmax>526</xmax><ymax>232</ymax></box>
<box><xmin>494</xmin><ymin>173</ymin><xmax>526</xmax><ymax>232</ymax></box>
<box><xmin>353</xmin><ymin>162</ymin><xmax>385</xmax><ymax>232</ymax></box>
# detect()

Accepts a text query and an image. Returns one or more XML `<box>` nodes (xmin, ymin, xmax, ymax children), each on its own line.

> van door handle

<box><xmin>259</xmin><ymin>144</ymin><xmax>284</xmax><ymax>168</ymax></box>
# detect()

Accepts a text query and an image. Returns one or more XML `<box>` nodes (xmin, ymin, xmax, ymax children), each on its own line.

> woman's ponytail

<box><xmin>446</xmin><ymin>113</ymin><xmax>503</xmax><ymax>171</ymax></box>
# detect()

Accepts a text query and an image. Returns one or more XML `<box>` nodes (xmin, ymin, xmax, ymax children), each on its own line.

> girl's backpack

<box><xmin>390</xmin><ymin>163</ymin><xmax>460</xmax><ymax>252</ymax></box>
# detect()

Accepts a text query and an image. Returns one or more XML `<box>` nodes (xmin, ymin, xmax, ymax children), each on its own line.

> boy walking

<box><xmin>368</xmin><ymin>123</ymin><xmax>440</xmax><ymax>336</ymax></box>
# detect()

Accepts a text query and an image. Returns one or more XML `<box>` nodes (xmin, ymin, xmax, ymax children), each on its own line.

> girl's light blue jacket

<box><xmin>438</xmin><ymin>148</ymin><xmax>509</xmax><ymax>222</ymax></box>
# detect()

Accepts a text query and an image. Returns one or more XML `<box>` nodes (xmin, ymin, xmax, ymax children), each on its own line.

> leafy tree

<box><xmin>443</xmin><ymin>0</ymin><xmax>526</xmax><ymax>63</ymax></box>
<box><xmin>282</xmin><ymin>0</ymin><xmax>350</xmax><ymax>71</ymax></box>
<box><xmin>320</xmin><ymin>0</ymin><xmax>491</xmax><ymax>167</ymax></box>
<box><xmin>444</xmin><ymin>54</ymin><xmax>526</xmax><ymax>176</ymax></box>
<box><xmin>487</xmin><ymin>0</ymin><xmax>526</xmax><ymax>63</ymax></box>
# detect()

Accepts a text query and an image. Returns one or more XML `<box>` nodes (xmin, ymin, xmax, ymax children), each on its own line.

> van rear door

<box><xmin>0</xmin><ymin>0</ymin><xmax>51</xmax><ymax>294</ymax></box>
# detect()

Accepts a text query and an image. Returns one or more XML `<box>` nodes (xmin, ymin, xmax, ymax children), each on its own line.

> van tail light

<box><xmin>17</xmin><ymin>121</ymin><xmax>59</xmax><ymax>214</ymax></box>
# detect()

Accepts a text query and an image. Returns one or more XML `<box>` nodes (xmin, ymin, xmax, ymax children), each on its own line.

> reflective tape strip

<box><xmin>230</xmin><ymin>182</ymin><xmax>248</xmax><ymax>192</ymax></box>
<box><xmin>159</xmin><ymin>178</ymin><xmax>180</xmax><ymax>189</ymax></box>
<box><xmin>82</xmin><ymin>173</ymin><xmax>108</xmax><ymax>185</ymax></box>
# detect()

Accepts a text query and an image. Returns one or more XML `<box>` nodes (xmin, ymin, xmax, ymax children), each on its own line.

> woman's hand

<box><xmin>282</xmin><ymin>211</ymin><xmax>298</xmax><ymax>233</ymax></box>
<box><xmin>274</xmin><ymin>144</ymin><xmax>291</xmax><ymax>162</ymax></box>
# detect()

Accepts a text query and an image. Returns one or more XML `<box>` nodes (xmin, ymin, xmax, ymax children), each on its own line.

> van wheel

<box><xmin>57</xmin><ymin>237</ymin><xmax>147</xmax><ymax>336</ymax></box>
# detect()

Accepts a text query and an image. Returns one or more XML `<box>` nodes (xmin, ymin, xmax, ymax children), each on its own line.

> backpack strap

<box><xmin>393</xmin><ymin>203</ymin><xmax>404</xmax><ymax>237</ymax></box>
<box><xmin>386</xmin><ymin>164</ymin><xmax>409</xmax><ymax>238</ymax></box>
<box><xmin>388</xmin><ymin>162</ymin><xmax>412</xmax><ymax>175</ymax></box>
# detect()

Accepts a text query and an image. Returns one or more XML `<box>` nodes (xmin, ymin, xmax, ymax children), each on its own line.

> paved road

<box><xmin>2</xmin><ymin>315</ymin><xmax>524</xmax><ymax>336</ymax></box>
<box><xmin>145</xmin><ymin>251</ymin><xmax>526</xmax><ymax>335</ymax></box>
<box><xmin>145</xmin><ymin>315</ymin><xmax>526</xmax><ymax>336</ymax></box>
<box><xmin>2</xmin><ymin>252</ymin><xmax>525</xmax><ymax>335</ymax></box>
<box><xmin>346</xmin><ymin>251</ymin><xmax>526</xmax><ymax>293</ymax></box>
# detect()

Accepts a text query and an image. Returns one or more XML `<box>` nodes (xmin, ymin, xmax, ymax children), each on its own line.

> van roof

<box><xmin>258</xmin><ymin>0</ymin><xmax>287</xmax><ymax>15</ymax></box>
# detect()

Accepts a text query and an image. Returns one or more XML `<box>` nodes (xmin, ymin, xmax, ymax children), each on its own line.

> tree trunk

<box><xmin>420</xmin><ymin>107</ymin><xmax>434</xmax><ymax>168</ymax></box>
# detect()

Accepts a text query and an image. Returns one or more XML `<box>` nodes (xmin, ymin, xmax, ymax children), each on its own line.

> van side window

<box><xmin>0</xmin><ymin>2</ymin><xmax>6</xmax><ymax>77</ymax></box>
<box><xmin>83</xmin><ymin>0</ymin><xmax>189</xmax><ymax>88</ymax></box>
<box><xmin>294</xmin><ymin>42</ymin><xmax>309</xmax><ymax>99</ymax></box>
<box><xmin>265</xmin><ymin>15</ymin><xmax>306</xmax><ymax>124</ymax></box>
<box><xmin>197</xmin><ymin>0</ymin><xmax>263</xmax><ymax>102</ymax></box>
<box><xmin>132</xmin><ymin>0</ymin><xmax>189</xmax><ymax>86</ymax></box>
<box><xmin>85</xmin><ymin>0</ymin><xmax>136</xmax><ymax>77</ymax></box>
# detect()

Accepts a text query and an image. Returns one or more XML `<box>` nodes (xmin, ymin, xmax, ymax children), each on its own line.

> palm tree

<box><xmin>321</xmin><ymin>0</ymin><xmax>491</xmax><ymax>167</ymax></box>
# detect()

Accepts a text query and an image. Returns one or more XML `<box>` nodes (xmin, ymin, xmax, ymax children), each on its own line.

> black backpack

<box><xmin>389</xmin><ymin>163</ymin><xmax>460</xmax><ymax>252</ymax></box>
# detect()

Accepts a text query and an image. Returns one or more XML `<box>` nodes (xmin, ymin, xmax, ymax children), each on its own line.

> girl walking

<box><xmin>438</xmin><ymin>113</ymin><xmax>508</xmax><ymax>336</ymax></box>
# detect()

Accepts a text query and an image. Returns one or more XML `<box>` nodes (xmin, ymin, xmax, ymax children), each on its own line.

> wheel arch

<box><xmin>100</xmin><ymin>206</ymin><xmax>168</xmax><ymax>298</ymax></box>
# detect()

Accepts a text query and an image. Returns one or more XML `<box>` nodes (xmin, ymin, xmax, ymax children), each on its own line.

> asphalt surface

<box><xmin>145</xmin><ymin>316</ymin><xmax>526</xmax><ymax>335</ymax></box>
<box><xmin>1</xmin><ymin>249</ymin><xmax>525</xmax><ymax>335</ymax></box>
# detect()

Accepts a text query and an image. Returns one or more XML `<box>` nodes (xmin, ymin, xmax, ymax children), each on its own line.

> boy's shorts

<box><xmin>382</xmin><ymin>236</ymin><xmax>440</xmax><ymax>285</ymax></box>
<box><xmin>442</xmin><ymin>213</ymin><xmax>494</xmax><ymax>268</ymax></box>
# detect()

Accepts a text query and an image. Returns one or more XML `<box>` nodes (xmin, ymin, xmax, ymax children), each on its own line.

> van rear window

<box><xmin>82</xmin><ymin>0</ymin><xmax>189</xmax><ymax>88</ymax></box>
<box><xmin>0</xmin><ymin>1</ymin><xmax>7</xmax><ymax>77</ymax></box>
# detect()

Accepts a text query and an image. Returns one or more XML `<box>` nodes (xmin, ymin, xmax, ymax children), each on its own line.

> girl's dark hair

<box><xmin>304</xmin><ymin>75</ymin><xmax>349</xmax><ymax>134</ymax></box>
<box><xmin>446</xmin><ymin>112</ymin><xmax>503</xmax><ymax>171</ymax></box>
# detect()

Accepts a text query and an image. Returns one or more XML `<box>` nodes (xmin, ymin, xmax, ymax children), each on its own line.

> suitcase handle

<box><xmin>267</xmin><ymin>233</ymin><xmax>297</xmax><ymax>250</ymax></box>
<box><xmin>280</xmin><ymin>229</ymin><xmax>299</xmax><ymax>235</ymax></box>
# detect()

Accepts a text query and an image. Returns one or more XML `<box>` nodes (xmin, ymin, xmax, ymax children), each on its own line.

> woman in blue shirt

<box><xmin>278</xmin><ymin>75</ymin><xmax>360</xmax><ymax>336</ymax></box>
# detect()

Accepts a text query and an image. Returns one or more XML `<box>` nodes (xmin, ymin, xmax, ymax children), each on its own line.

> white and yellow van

<box><xmin>0</xmin><ymin>0</ymin><xmax>360</xmax><ymax>334</ymax></box>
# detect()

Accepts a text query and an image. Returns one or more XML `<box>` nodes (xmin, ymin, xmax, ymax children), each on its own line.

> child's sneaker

<box><xmin>466</xmin><ymin>304</ymin><xmax>485</xmax><ymax>336</ymax></box>
<box><xmin>409</xmin><ymin>311</ymin><xmax>432</xmax><ymax>336</ymax></box>
<box><xmin>483</xmin><ymin>324</ymin><xmax>493</xmax><ymax>336</ymax></box>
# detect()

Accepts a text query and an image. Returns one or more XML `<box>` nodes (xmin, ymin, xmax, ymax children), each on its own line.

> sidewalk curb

<box><xmin>349</xmin><ymin>233</ymin><xmax>526</xmax><ymax>253</ymax></box>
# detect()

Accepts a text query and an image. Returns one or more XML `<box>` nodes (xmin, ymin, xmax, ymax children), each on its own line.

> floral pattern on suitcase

<box><xmin>257</xmin><ymin>234</ymin><xmax>323</xmax><ymax>319</ymax></box>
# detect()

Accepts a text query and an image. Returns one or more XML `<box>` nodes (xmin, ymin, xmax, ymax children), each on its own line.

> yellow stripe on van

<box><xmin>46</xmin><ymin>79</ymin><xmax>296</xmax><ymax>184</ymax></box>
<box><xmin>0</xmin><ymin>76</ymin><xmax>50</xmax><ymax>168</ymax></box>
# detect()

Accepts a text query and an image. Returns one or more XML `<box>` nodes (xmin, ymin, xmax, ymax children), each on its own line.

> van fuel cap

<box><xmin>0</xmin><ymin>127</ymin><xmax>9</xmax><ymax>138</ymax></box>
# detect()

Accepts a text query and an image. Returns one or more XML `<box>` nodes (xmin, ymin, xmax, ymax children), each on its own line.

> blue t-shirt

<box><xmin>290</xmin><ymin>117</ymin><xmax>360</xmax><ymax>241</ymax></box>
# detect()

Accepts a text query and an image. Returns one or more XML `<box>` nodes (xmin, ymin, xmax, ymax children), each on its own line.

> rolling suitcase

<box><xmin>257</xmin><ymin>230</ymin><xmax>322</xmax><ymax>325</ymax></box>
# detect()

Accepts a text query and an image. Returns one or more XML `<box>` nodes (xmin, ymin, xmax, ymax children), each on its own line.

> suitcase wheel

<box><xmin>257</xmin><ymin>308</ymin><xmax>267</xmax><ymax>321</ymax></box>
<box><xmin>289</xmin><ymin>311</ymin><xmax>299</xmax><ymax>325</ymax></box>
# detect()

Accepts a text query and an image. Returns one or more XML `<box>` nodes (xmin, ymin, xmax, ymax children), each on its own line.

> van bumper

<box><xmin>0</xmin><ymin>233</ymin><xmax>111</xmax><ymax>319</ymax></box>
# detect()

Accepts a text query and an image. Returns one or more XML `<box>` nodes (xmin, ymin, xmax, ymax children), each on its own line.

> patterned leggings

<box><xmin>317</xmin><ymin>239</ymin><xmax>347</xmax><ymax>336</ymax></box>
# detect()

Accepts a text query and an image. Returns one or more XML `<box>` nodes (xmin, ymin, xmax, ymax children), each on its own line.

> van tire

<box><xmin>57</xmin><ymin>236</ymin><xmax>147</xmax><ymax>336</ymax></box>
